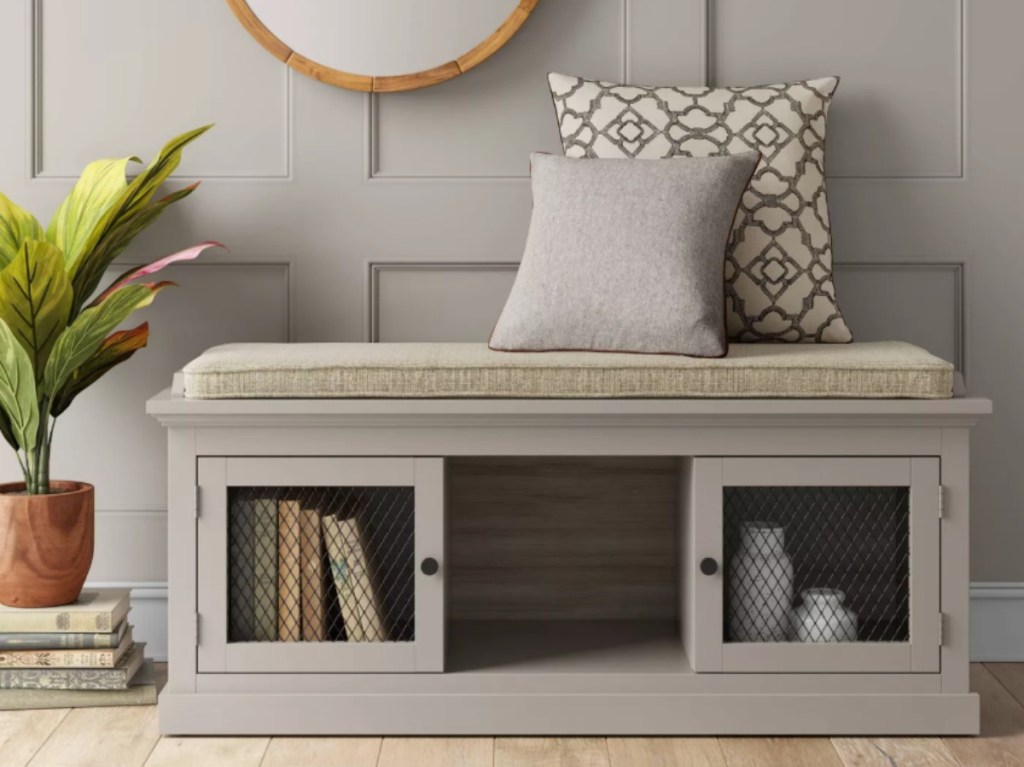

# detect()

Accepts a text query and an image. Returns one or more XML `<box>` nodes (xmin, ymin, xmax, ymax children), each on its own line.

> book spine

<box><xmin>322</xmin><ymin>517</ymin><xmax>364</xmax><ymax>642</ymax></box>
<box><xmin>278</xmin><ymin>501</ymin><xmax>302</xmax><ymax>642</ymax></box>
<box><xmin>253</xmin><ymin>499</ymin><xmax>279</xmax><ymax>641</ymax></box>
<box><xmin>0</xmin><ymin>631</ymin><xmax>120</xmax><ymax>650</ymax></box>
<box><xmin>0</xmin><ymin>683</ymin><xmax>156</xmax><ymax>709</ymax></box>
<box><xmin>341</xmin><ymin>518</ymin><xmax>387</xmax><ymax>641</ymax></box>
<box><xmin>229</xmin><ymin>499</ymin><xmax>257</xmax><ymax>641</ymax></box>
<box><xmin>0</xmin><ymin>613</ymin><xmax>115</xmax><ymax>633</ymax></box>
<box><xmin>0</xmin><ymin>648</ymin><xmax>116</xmax><ymax>668</ymax></box>
<box><xmin>0</xmin><ymin>666</ymin><xmax>130</xmax><ymax>690</ymax></box>
<box><xmin>300</xmin><ymin>508</ymin><xmax>326</xmax><ymax>642</ymax></box>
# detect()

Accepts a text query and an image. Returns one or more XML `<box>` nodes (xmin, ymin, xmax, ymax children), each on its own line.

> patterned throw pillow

<box><xmin>548</xmin><ymin>73</ymin><xmax>852</xmax><ymax>343</ymax></box>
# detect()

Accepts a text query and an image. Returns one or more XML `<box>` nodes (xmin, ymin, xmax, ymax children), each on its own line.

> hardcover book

<box><xmin>300</xmin><ymin>507</ymin><xmax>327</xmax><ymax>641</ymax></box>
<box><xmin>0</xmin><ymin>619</ymin><xmax>128</xmax><ymax>651</ymax></box>
<box><xmin>0</xmin><ymin>589</ymin><xmax>130</xmax><ymax>634</ymax></box>
<box><xmin>322</xmin><ymin>515</ymin><xmax>364</xmax><ymax>641</ymax></box>
<box><xmin>253</xmin><ymin>498</ymin><xmax>279</xmax><ymax>641</ymax></box>
<box><xmin>0</xmin><ymin>642</ymin><xmax>145</xmax><ymax>690</ymax></box>
<box><xmin>278</xmin><ymin>500</ymin><xmax>302</xmax><ymax>641</ymax></box>
<box><xmin>229</xmin><ymin>498</ymin><xmax>256</xmax><ymax>641</ymax></box>
<box><xmin>330</xmin><ymin>513</ymin><xmax>386</xmax><ymax>641</ymax></box>
<box><xmin>0</xmin><ymin>660</ymin><xmax>157</xmax><ymax>710</ymax></box>
<box><xmin>348</xmin><ymin>518</ymin><xmax>387</xmax><ymax>642</ymax></box>
<box><xmin>0</xmin><ymin>627</ymin><xmax>133</xmax><ymax>668</ymax></box>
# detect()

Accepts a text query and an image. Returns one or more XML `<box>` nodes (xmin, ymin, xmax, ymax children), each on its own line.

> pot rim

<box><xmin>0</xmin><ymin>480</ymin><xmax>94</xmax><ymax>496</ymax></box>
<box><xmin>801</xmin><ymin>587</ymin><xmax>846</xmax><ymax>603</ymax></box>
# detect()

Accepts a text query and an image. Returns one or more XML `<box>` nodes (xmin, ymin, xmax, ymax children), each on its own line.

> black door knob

<box><xmin>700</xmin><ymin>557</ymin><xmax>719</xmax><ymax>576</ymax></box>
<box><xmin>420</xmin><ymin>557</ymin><xmax>439</xmax><ymax>576</ymax></box>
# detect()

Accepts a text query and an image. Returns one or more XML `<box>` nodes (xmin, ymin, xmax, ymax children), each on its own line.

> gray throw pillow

<box><xmin>489</xmin><ymin>152</ymin><xmax>759</xmax><ymax>357</ymax></box>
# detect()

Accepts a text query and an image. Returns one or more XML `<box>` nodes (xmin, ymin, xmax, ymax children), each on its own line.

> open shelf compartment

<box><xmin>446</xmin><ymin>456</ymin><xmax>687</xmax><ymax>675</ymax></box>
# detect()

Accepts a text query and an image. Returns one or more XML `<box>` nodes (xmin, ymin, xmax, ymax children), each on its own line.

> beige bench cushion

<box><xmin>182</xmin><ymin>342</ymin><xmax>954</xmax><ymax>399</ymax></box>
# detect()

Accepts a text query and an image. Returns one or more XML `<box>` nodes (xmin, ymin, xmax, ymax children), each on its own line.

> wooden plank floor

<box><xmin>2</xmin><ymin>664</ymin><xmax>1022</xmax><ymax>767</ymax></box>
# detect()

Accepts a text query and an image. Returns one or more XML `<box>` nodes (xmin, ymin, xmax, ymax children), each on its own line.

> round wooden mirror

<box><xmin>227</xmin><ymin>0</ymin><xmax>538</xmax><ymax>93</ymax></box>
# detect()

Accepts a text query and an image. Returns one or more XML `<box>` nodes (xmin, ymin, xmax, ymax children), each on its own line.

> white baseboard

<box><xmin>970</xmin><ymin>582</ymin><xmax>1024</xmax><ymax>662</ymax></box>
<box><xmin>85</xmin><ymin>581</ymin><xmax>1024</xmax><ymax>665</ymax></box>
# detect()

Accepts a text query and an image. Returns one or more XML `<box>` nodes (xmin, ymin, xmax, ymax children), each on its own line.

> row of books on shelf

<box><xmin>231</xmin><ymin>499</ymin><xmax>389</xmax><ymax>643</ymax></box>
<box><xmin>0</xmin><ymin>588</ymin><xmax>156</xmax><ymax>710</ymax></box>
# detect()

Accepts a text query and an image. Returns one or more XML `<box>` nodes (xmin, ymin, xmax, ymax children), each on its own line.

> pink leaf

<box><xmin>93</xmin><ymin>240</ymin><xmax>224</xmax><ymax>305</ymax></box>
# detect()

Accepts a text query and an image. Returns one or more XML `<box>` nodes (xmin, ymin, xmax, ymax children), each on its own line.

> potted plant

<box><xmin>0</xmin><ymin>126</ymin><xmax>221</xmax><ymax>608</ymax></box>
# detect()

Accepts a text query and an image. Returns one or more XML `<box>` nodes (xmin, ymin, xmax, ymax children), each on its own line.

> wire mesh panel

<box><xmin>227</xmin><ymin>486</ymin><xmax>415</xmax><ymax>644</ymax></box>
<box><xmin>723</xmin><ymin>486</ymin><xmax>910</xmax><ymax>644</ymax></box>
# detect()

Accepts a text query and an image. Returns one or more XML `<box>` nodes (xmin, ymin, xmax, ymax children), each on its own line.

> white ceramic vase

<box><xmin>790</xmin><ymin>588</ymin><xmax>858</xmax><ymax>643</ymax></box>
<box><xmin>728</xmin><ymin>522</ymin><xmax>794</xmax><ymax>642</ymax></box>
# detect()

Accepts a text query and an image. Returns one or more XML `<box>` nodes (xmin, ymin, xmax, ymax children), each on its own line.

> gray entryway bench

<box><xmin>147</xmin><ymin>341</ymin><xmax>991</xmax><ymax>736</ymax></box>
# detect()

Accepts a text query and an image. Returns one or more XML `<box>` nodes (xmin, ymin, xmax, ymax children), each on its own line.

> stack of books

<box><xmin>0</xmin><ymin>588</ymin><xmax>156</xmax><ymax>710</ymax></box>
<box><xmin>230</xmin><ymin>498</ymin><xmax>388</xmax><ymax>643</ymax></box>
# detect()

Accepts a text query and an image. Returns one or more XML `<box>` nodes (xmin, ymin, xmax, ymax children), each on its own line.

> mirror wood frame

<box><xmin>226</xmin><ymin>0</ymin><xmax>539</xmax><ymax>93</ymax></box>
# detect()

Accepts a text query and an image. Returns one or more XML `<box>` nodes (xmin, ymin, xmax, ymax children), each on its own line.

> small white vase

<box><xmin>790</xmin><ymin>588</ymin><xmax>858</xmax><ymax>643</ymax></box>
<box><xmin>728</xmin><ymin>522</ymin><xmax>794</xmax><ymax>642</ymax></box>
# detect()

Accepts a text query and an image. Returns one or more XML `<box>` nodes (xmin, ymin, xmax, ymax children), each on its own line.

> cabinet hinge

<box><xmin>938</xmin><ymin>612</ymin><xmax>945</xmax><ymax>646</ymax></box>
<box><xmin>938</xmin><ymin>485</ymin><xmax>945</xmax><ymax>519</ymax></box>
<box><xmin>195</xmin><ymin>613</ymin><xmax>201</xmax><ymax>645</ymax></box>
<box><xmin>194</xmin><ymin>485</ymin><xmax>201</xmax><ymax>519</ymax></box>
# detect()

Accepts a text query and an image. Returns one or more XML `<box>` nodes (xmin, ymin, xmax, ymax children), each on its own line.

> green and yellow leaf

<box><xmin>68</xmin><ymin>182</ymin><xmax>200</xmax><ymax>314</ymax></box>
<box><xmin>0</xmin><ymin>317</ymin><xmax>39</xmax><ymax>453</ymax></box>
<box><xmin>0</xmin><ymin>193</ymin><xmax>44</xmax><ymax>271</ymax></box>
<box><xmin>0</xmin><ymin>240</ymin><xmax>73</xmax><ymax>378</ymax></box>
<box><xmin>42</xmin><ymin>282</ymin><xmax>166</xmax><ymax>398</ymax></box>
<box><xmin>123</xmin><ymin>125</ymin><xmax>211</xmax><ymax>212</ymax></box>
<box><xmin>66</xmin><ymin>126</ymin><xmax>211</xmax><ymax>315</ymax></box>
<box><xmin>0</xmin><ymin>407</ymin><xmax>18</xmax><ymax>452</ymax></box>
<box><xmin>50</xmin><ymin>322</ymin><xmax>149</xmax><ymax>417</ymax></box>
<box><xmin>46</xmin><ymin>156</ymin><xmax>138</xmax><ymax>273</ymax></box>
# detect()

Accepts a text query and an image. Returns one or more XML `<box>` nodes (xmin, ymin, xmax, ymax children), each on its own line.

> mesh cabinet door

<box><xmin>196</xmin><ymin>457</ymin><xmax>445</xmax><ymax>673</ymax></box>
<box><xmin>689</xmin><ymin>457</ymin><xmax>940</xmax><ymax>674</ymax></box>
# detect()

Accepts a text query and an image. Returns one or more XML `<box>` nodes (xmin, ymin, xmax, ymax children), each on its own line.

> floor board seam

<box><xmin>254</xmin><ymin>737</ymin><xmax>271</xmax><ymax>767</ymax></box>
<box><xmin>21</xmin><ymin>708</ymin><xmax>71</xmax><ymax>767</ymax></box>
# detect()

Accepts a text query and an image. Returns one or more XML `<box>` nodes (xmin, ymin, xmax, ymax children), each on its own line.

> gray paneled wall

<box><xmin>0</xmin><ymin>0</ymin><xmax>1016</xmax><ymax>607</ymax></box>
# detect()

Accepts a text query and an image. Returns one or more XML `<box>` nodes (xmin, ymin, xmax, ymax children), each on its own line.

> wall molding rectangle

<box><xmin>113</xmin><ymin>259</ymin><xmax>294</xmax><ymax>345</ymax></box>
<box><xmin>27</xmin><ymin>0</ymin><xmax>294</xmax><ymax>181</ymax></box>
<box><xmin>705</xmin><ymin>0</ymin><xmax>965</xmax><ymax>180</ymax></box>
<box><xmin>834</xmin><ymin>260</ymin><xmax>965</xmax><ymax>374</ymax></box>
<box><xmin>364</xmin><ymin>0</ymin><xmax>632</xmax><ymax>183</ymax></box>
<box><xmin>366</xmin><ymin>260</ymin><xmax>518</xmax><ymax>341</ymax></box>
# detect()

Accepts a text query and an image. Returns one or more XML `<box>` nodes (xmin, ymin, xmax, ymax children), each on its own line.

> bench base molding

<box><xmin>159</xmin><ymin>690</ymin><xmax>980</xmax><ymax>736</ymax></box>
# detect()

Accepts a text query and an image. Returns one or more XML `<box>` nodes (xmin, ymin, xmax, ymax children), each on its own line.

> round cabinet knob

<box><xmin>420</xmin><ymin>557</ymin><xmax>440</xmax><ymax>576</ymax></box>
<box><xmin>700</xmin><ymin>557</ymin><xmax>719</xmax><ymax>576</ymax></box>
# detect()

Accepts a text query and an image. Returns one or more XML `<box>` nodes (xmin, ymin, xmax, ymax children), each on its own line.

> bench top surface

<box><xmin>148</xmin><ymin>387</ymin><xmax>990</xmax><ymax>418</ymax></box>
<box><xmin>177</xmin><ymin>341</ymin><xmax>957</xmax><ymax>402</ymax></box>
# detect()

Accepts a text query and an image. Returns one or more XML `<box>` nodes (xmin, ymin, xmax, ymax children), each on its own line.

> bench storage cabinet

<box><xmin>687</xmin><ymin>457</ymin><xmax>940</xmax><ymax>675</ymax></box>
<box><xmin>148</xmin><ymin>343</ymin><xmax>990</xmax><ymax>736</ymax></box>
<box><xmin>196</xmin><ymin>457</ymin><xmax>445</xmax><ymax>674</ymax></box>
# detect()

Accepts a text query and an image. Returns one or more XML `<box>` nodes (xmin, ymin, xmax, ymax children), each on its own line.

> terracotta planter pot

<box><xmin>0</xmin><ymin>481</ymin><xmax>94</xmax><ymax>608</ymax></box>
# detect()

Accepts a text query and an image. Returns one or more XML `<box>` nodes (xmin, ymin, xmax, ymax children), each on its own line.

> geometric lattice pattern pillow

<box><xmin>548</xmin><ymin>74</ymin><xmax>853</xmax><ymax>343</ymax></box>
